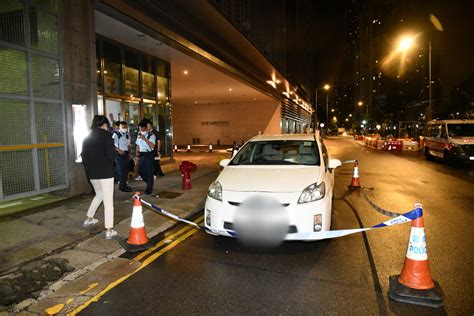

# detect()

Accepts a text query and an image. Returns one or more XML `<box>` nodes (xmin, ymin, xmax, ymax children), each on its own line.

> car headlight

<box><xmin>298</xmin><ymin>182</ymin><xmax>325</xmax><ymax>204</ymax></box>
<box><xmin>208</xmin><ymin>181</ymin><xmax>222</xmax><ymax>201</ymax></box>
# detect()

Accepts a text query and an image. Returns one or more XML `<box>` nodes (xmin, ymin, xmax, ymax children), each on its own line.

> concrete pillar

<box><xmin>62</xmin><ymin>0</ymin><xmax>97</xmax><ymax>196</ymax></box>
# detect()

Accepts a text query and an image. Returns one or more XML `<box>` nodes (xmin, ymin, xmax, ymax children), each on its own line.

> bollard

<box><xmin>180</xmin><ymin>161</ymin><xmax>197</xmax><ymax>190</ymax></box>
<box><xmin>208</xmin><ymin>142</ymin><xmax>213</xmax><ymax>153</ymax></box>
<box><xmin>173</xmin><ymin>143</ymin><xmax>178</xmax><ymax>152</ymax></box>
<box><xmin>187</xmin><ymin>143</ymin><xmax>191</xmax><ymax>153</ymax></box>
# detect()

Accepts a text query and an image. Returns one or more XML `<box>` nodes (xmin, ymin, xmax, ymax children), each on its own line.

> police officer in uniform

<box><xmin>113</xmin><ymin>121</ymin><xmax>132</xmax><ymax>192</ymax></box>
<box><xmin>135</xmin><ymin>120</ymin><xmax>156</xmax><ymax>195</ymax></box>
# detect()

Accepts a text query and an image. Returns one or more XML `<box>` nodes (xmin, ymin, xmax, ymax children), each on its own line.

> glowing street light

<box><xmin>398</xmin><ymin>36</ymin><xmax>415</xmax><ymax>51</ymax></box>
<box><xmin>358</xmin><ymin>101</ymin><xmax>363</xmax><ymax>106</ymax></box>
<box><xmin>314</xmin><ymin>83</ymin><xmax>331</xmax><ymax>131</ymax></box>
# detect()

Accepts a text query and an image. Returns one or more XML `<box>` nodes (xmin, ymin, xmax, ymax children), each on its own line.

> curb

<box><xmin>11</xmin><ymin>201</ymin><xmax>206</xmax><ymax>314</ymax></box>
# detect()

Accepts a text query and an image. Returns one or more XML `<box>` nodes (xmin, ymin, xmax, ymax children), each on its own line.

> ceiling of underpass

<box><xmin>95</xmin><ymin>11</ymin><xmax>275</xmax><ymax>106</ymax></box>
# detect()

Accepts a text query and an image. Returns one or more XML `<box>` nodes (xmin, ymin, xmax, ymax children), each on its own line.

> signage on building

<box><xmin>201</xmin><ymin>121</ymin><xmax>229</xmax><ymax>126</ymax></box>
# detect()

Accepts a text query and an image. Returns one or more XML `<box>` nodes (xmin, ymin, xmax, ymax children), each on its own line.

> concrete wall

<box><xmin>172</xmin><ymin>101</ymin><xmax>281</xmax><ymax>145</ymax></box>
<box><xmin>62</xmin><ymin>0</ymin><xmax>97</xmax><ymax>196</ymax></box>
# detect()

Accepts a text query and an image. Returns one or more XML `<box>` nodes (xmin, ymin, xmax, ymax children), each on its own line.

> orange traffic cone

<box><xmin>120</xmin><ymin>193</ymin><xmax>153</xmax><ymax>252</ymax></box>
<box><xmin>348</xmin><ymin>160</ymin><xmax>361</xmax><ymax>188</ymax></box>
<box><xmin>388</xmin><ymin>203</ymin><xmax>444</xmax><ymax>307</ymax></box>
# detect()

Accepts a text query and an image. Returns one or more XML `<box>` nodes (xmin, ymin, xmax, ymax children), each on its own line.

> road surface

<box><xmin>79</xmin><ymin>137</ymin><xmax>474</xmax><ymax>315</ymax></box>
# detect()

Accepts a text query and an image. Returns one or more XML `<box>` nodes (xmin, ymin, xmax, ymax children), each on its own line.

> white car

<box><xmin>204</xmin><ymin>134</ymin><xmax>342</xmax><ymax>242</ymax></box>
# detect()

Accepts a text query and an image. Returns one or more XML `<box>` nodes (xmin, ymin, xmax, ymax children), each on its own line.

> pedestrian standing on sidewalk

<box><xmin>113</xmin><ymin>121</ymin><xmax>132</xmax><ymax>192</ymax></box>
<box><xmin>81</xmin><ymin>115</ymin><xmax>118</xmax><ymax>239</ymax></box>
<box><xmin>136</xmin><ymin>119</ymin><xmax>156</xmax><ymax>195</ymax></box>
<box><xmin>147</xmin><ymin>121</ymin><xmax>165</xmax><ymax>178</ymax></box>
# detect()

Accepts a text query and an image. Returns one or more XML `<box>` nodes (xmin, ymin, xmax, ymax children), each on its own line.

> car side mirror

<box><xmin>219</xmin><ymin>159</ymin><xmax>231</xmax><ymax>168</ymax></box>
<box><xmin>328</xmin><ymin>159</ymin><xmax>342</xmax><ymax>172</ymax></box>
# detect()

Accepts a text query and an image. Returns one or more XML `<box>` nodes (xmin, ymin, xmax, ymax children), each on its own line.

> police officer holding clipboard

<box><xmin>135</xmin><ymin>119</ymin><xmax>156</xmax><ymax>195</ymax></box>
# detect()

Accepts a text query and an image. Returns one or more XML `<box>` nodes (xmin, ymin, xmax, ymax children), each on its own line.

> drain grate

<box><xmin>156</xmin><ymin>191</ymin><xmax>183</xmax><ymax>199</ymax></box>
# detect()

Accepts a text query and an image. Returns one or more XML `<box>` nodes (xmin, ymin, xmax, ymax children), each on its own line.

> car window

<box><xmin>230</xmin><ymin>140</ymin><xmax>320</xmax><ymax>166</ymax></box>
<box><xmin>427</xmin><ymin>124</ymin><xmax>441</xmax><ymax>137</ymax></box>
<box><xmin>447</xmin><ymin>124</ymin><xmax>474</xmax><ymax>137</ymax></box>
<box><xmin>440</xmin><ymin>125</ymin><xmax>447</xmax><ymax>139</ymax></box>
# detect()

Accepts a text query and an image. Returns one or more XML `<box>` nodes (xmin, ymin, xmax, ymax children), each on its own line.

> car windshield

<box><xmin>447</xmin><ymin>124</ymin><xmax>474</xmax><ymax>137</ymax></box>
<box><xmin>229</xmin><ymin>140</ymin><xmax>320</xmax><ymax>166</ymax></box>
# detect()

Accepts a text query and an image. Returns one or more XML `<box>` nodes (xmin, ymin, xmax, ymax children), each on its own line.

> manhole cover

<box><xmin>157</xmin><ymin>191</ymin><xmax>183</xmax><ymax>199</ymax></box>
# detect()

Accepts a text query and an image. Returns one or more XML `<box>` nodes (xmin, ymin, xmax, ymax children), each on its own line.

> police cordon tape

<box><xmin>134</xmin><ymin>195</ymin><xmax>422</xmax><ymax>241</ymax></box>
<box><xmin>362</xmin><ymin>189</ymin><xmax>403</xmax><ymax>218</ymax></box>
<box><xmin>133</xmin><ymin>195</ymin><xmax>444</xmax><ymax>307</ymax></box>
<box><xmin>341</xmin><ymin>159</ymin><xmax>356</xmax><ymax>164</ymax></box>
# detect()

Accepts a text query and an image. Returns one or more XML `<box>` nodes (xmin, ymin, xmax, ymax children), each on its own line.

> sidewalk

<box><xmin>0</xmin><ymin>152</ymin><xmax>224</xmax><ymax>313</ymax></box>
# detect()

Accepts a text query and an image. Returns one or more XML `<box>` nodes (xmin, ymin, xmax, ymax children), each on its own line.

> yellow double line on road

<box><xmin>67</xmin><ymin>216</ymin><xmax>203</xmax><ymax>315</ymax></box>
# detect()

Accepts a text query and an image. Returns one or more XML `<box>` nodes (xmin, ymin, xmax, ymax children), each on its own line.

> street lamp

<box><xmin>314</xmin><ymin>84</ymin><xmax>331</xmax><ymax>131</ymax></box>
<box><xmin>358</xmin><ymin>101</ymin><xmax>363</xmax><ymax>106</ymax></box>
<box><xmin>398</xmin><ymin>36</ymin><xmax>415</xmax><ymax>51</ymax></box>
<box><xmin>391</xmin><ymin>16</ymin><xmax>443</xmax><ymax>121</ymax></box>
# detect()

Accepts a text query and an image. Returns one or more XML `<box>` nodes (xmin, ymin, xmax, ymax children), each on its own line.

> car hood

<box><xmin>218</xmin><ymin>165</ymin><xmax>322</xmax><ymax>193</ymax></box>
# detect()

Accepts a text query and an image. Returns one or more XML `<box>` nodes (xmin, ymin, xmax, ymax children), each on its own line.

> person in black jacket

<box><xmin>81</xmin><ymin>115</ymin><xmax>118</xmax><ymax>239</ymax></box>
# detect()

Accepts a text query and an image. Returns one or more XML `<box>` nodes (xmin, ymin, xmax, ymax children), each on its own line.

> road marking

<box><xmin>68</xmin><ymin>222</ymin><xmax>201</xmax><ymax>315</ymax></box>
<box><xmin>133</xmin><ymin>215</ymin><xmax>203</xmax><ymax>262</ymax></box>
<box><xmin>30</xmin><ymin>196</ymin><xmax>45</xmax><ymax>201</ymax></box>
<box><xmin>79</xmin><ymin>282</ymin><xmax>99</xmax><ymax>295</ymax></box>
<box><xmin>46</xmin><ymin>304</ymin><xmax>64</xmax><ymax>315</ymax></box>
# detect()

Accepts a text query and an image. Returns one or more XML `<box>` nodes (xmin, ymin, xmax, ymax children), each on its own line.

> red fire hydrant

<box><xmin>180</xmin><ymin>161</ymin><xmax>197</xmax><ymax>190</ymax></box>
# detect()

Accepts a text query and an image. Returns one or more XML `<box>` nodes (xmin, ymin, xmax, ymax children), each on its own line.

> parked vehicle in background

<box><xmin>424</xmin><ymin>119</ymin><xmax>474</xmax><ymax>162</ymax></box>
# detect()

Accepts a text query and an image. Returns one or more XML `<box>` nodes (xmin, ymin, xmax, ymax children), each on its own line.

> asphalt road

<box><xmin>80</xmin><ymin>137</ymin><xmax>474</xmax><ymax>315</ymax></box>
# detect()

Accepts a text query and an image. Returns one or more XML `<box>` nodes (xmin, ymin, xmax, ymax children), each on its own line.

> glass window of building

<box><xmin>156</xmin><ymin>61</ymin><xmax>169</xmax><ymax>104</ymax></box>
<box><xmin>31</xmin><ymin>54</ymin><xmax>60</xmax><ymax>99</ymax></box>
<box><xmin>0</xmin><ymin>48</ymin><xmax>28</xmax><ymax>95</ymax></box>
<box><xmin>106</xmin><ymin>99</ymin><xmax>121</xmax><ymax>123</ymax></box>
<box><xmin>96</xmin><ymin>43</ymin><xmax>102</xmax><ymax>93</ymax></box>
<box><xmin>0</xmin><ymin>0</ymin><xmax>26</xmax><ymax>47</ymax></box>
<box><xmin>29</xmin><ymin>8</ymin><xmax>59</xmax><ymax>55</ymax></box>
<box><xmin>124</xmin><ymin>49</ymin><xmax>139</xmax><ymax>97</ymax></box>
<box><xmin>141</xmin><ymin>55</ymin><xmax>155</xmax><ymax>99</ymax></box>
<box><xmin>103</xmin><ymin>41</ymin><xmax>122</xmax><ymax>95</ymax></box>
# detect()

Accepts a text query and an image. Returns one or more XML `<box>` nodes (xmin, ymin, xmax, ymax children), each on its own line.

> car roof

<box><xmin>427</xmin><ymin>119</ymin><xmax>474</xmax><ymax>124</ymax></box>
<box><xmin>248</xmin><ymin>134</ymin><xmax>318</xmax><ymax>142</ymax></box>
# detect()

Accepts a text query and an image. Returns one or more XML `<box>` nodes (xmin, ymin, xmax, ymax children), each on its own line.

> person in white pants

<box><xmin>86</xmin><ymin>178</ymin><xmax>114</xmax><ymax>229</ymax></box>
<box><xmin>81</xmin><ymin>115</ymin><xmax>118</xmax><ymax>239</ymax></box>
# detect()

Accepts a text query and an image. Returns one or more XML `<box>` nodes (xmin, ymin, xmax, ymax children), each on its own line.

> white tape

<box><xmin>138</xmin><ymin>197</ymin><xmax>423</xmax><ymax>242</ymax></box>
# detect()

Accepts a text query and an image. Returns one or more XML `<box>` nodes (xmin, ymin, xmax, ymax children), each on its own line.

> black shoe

<box><xmin>126</xmin><ymin>186</ymin><xmax>132</xmax><ymax>190</ymax></box>
<box><xmin>144</xmin><ymin>191</ymin><xmax>153</xmax><ymax>195</ymax></box>
<box><xmin>158</xmin><ymin>173</ymin><xmax>165</xmax><ymax>177</ymax></box>
<box><xmin>120</xmin><ymin>187</ymin><xmax>132</xmax><ymax>192</ymax></box>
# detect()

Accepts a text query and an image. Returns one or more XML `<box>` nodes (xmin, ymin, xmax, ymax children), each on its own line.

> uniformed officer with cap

<box><xmin>135</xmin><ymin>119</ymin><xmax>156</xmax><ymax>195</ymax></box>
<box><xmin>113</xmin><ymin>121</ymin><xmax>132</xmax><ymax>192</ymax></box>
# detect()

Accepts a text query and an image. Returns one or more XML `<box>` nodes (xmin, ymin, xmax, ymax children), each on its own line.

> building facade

<box><xmin>0</xmin><ymin>0</ymin><xmax>313</xmax><ymax>203</ymax></box>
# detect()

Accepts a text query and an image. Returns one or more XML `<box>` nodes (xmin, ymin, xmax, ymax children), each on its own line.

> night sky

<box><xmin>311</xmin><ymin>0</ymin><xmax>474</xmax><ymax>94</ymax></box>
